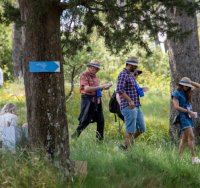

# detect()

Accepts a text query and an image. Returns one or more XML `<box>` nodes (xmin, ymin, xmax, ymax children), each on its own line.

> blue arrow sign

<box><xmin>29</xmin><ymin>61</ymin><xmax>60</xmax><ymax>73</ymax></box>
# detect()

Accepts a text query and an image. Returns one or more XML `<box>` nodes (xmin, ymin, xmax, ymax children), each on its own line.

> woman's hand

<box><xmin>188</xmin><ymin>110</ymin><xmax>196</xmax><ymax>118</ymax></box>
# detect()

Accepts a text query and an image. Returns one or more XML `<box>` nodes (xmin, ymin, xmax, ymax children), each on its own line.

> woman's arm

<box><xmin>172</xmin><ymin>98</ymin><xmax>187</xmax><ymax>113</ymax></box>
<box><xmin>191</xmin><ymin>81</ymin><xmax>200</xmax><ymax>89</ymax></box>
<box><xmin>172</xmin><ymin>97</ymin><xmax>196</xmax><ymax>118</ymax></box>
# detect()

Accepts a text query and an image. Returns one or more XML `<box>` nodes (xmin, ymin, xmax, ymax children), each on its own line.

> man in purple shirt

<box><xmin>116</xmin><ymin>56</ymin><xmax>146</xmax><ymax>150</ymax></box>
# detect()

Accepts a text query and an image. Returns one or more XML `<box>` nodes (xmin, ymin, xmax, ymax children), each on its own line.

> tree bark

<box><xmin>167</xmin><ymin>7</ymin><xmax>200</xmax><ymax>143</ymax></box>
<box><xmin>12</xmin><ymin>23</ymin><xmax>23</xmax><ymax>79</ymax></box>
<box><xmin>65</xmin><ymin>66</ymin><xmax>75</xmax><ymax>102</ymax></box>
<box><xmin>18</xmin><ymin>0</ymin><xmax>71</xmax><ymax>177</ymax></box>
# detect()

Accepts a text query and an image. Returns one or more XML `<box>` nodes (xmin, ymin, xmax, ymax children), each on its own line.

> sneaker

<box><xmin>118</xmin><ymin>144</ymin><xmax>128</xmax><ymax>151</ymax></box>
<box><xmin>192</xmin><ymin>157</ymin><xmax>200</xmax><ymax>164</ymax></box>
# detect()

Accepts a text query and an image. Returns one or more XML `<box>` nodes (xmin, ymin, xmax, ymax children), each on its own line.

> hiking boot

<box><xmin>192</xmin><ymin>157</ymin><xmax>200</xmax><ymax>164</ymax></box>
<box><xmin>118</xmin><ymin>144</ymin><xmax>128</xmax><ymax>151</ymax></box>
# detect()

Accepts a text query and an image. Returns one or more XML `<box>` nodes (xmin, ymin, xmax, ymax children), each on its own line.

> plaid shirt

<box><xmin>116</xmin><ymin>68</ymin><xmax>140</xmax><ymax>110</ymax></box>
<box><xmin>80</xmin><ymin>70</ymin><xmax>99</xmax><ymax>96</ymax></box>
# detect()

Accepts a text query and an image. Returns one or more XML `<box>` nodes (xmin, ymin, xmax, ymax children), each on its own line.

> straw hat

<box><xmin>126</xmin><ymin>56</ymin><xmax>139</xmax><ymax>66</ymax></box>
<box><xmin>179</xmin><ymin>77</ymin><xmax>193</xmax><ymax>88</ymax></box>
<box><xmin>87</xmin><ymin>59</ymin><xmax>101</xmax><ymax>69</ymax></box>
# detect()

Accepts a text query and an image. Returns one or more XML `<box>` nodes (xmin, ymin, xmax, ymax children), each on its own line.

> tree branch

<box><xmin>59</xmin><ymin>1</ymin><xmax>134</xmax><ymax>12</ymax></box>
<box><xmin>59</xmin><ymin>1</ymin><xmax>79</xmax><ymax>11</ymax></box>
<box><xmin>59</xmin><ymin>0</ymin><xmax>89</xmax><ymax>11</ymax></box>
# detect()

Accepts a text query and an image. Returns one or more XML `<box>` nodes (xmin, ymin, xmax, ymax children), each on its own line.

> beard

<box><xmin>130</xmin><ymin>65</ymin><xmax>137</xmax><ymax>72</ymax></box>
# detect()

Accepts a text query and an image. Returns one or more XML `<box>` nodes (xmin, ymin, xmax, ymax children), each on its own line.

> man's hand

<box><xmin>128</xmin><ymin>101</ymin><xmax>135</xmax><ymax>109</ymax></box>
<box><xmin>102</xmin><ymin>81</ymin><xmax>113</xmax><ymax>90</ymax></box>
<box><xmin>142</xmin><ymin>86</ymin><xmax>149</xmax><ymax>92</ymax></box>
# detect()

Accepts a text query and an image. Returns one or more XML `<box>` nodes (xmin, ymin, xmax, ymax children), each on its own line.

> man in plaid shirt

<box><xmin>116</xmin><ymin>56</ymin><xmax>146</xmax><ymax>150</ymax></box>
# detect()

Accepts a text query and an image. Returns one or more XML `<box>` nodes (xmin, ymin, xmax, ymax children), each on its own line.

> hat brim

<box><xmin>179</xmin><ymin>82</ymin><xmax>193</xmax><ymax>88</ymax></box>
<box><xmin>87</xmin><ymin>63</ymin><xmax>101</xmax><ymax>69</ymax></box>
<box><xmin>126</xmin><ymin>60</ymin><xmax>139</xmax><ymax>66</ymax></box>
<box><xmin>126</xmin><ymin>62</ymin><xmax>139</xmax><ymax>66</ymax></box>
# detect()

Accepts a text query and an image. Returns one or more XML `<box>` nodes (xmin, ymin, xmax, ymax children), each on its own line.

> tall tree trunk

<box><xmin>167</xmin><ymin>7</ymin><xmax>200</xmax><ymax>143</ymax></box>
<box><xmin>12</xmin><ymin>23</ymin><xmax>23</xmax><ymax>79</ymax></box>
<box><xmin>18</xmin><ymin>0</ymin><xmax>71</xmax><ymax>177</ymax></box>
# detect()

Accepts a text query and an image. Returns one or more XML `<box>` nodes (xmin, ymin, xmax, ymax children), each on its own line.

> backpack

<box><xmin>109</xmin><ymin>92</ymin><xmax>124</xmax><ymax>124</ymax></box>
<box><xmin>109</xmin><ymin>92</ymin><xmax>119</xmax><ymax>113</ymax></box>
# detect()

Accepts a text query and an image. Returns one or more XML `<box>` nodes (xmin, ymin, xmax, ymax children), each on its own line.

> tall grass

<box><xmin>1</xmin><ymin>81</ymin><xmax>200</xmax><ymax>188</ymax></box>
<box><xmin>0</xmin><ymin>149</ymin><xmax>67</xmax><ymax>188</ymax></box>
<box><xmin>70</xmin><ymin>139</ymin><xmax>200</xmax><ymax>188</ymax></box>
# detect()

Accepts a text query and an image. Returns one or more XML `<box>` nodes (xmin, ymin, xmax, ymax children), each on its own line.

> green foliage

<box><xmin>138</xmin><ymin>47</ymin><xmax>170</xmax><ymax>77</ymax></box>
<box><xmin>60</xmin><ymin>0</ymin><xmax>200</xmax><ymax>55</ymax></box>
<box><xmin>63</xmin><ymin>32</ymin><xmax>125</xmax><ymax>84</ymax></box>
<box><xmin>63</xmin><ymin>30</ymin><xmax>169</xmax><ymax>88</ymax></box>
<box><xmin>0</xmin><ymin>23</ymin><xmax>13</xmax><ymax>81</ymax></box>
<box><xmin>63</xmin><ymin>47</ymin><xmax>91</xmax><ymax>84</ymax></box>
<box><xmin>0</xmin><ymin>0</ymin><xmax>21</xmax><ymax>26</ymax></box>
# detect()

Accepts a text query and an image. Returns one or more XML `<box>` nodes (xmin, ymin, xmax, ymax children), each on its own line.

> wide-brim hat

<box><xmin>126</xmin><ymin>56</ymin><xmax>139</xmax><ymax>66</ymax></box>
<box><xmin>179</xmin><ymin>77</ymin><xmax>193</xmax><ymax>88</ymax></box>
<box><xmin>87</xmin><ymin>59</ymin><xmax>101</xmax><ymax>69</ymax></box>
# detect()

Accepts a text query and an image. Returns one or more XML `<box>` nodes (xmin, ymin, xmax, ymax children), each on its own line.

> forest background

<box><xmin>1</xmin><ymin>1</ymin><xmax>200</xmax><ymax>188</ymax></box>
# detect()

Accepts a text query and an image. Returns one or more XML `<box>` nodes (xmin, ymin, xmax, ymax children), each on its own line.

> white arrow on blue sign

<box><xmin>29</xmin><ymin>61</ymin><xmax>60</xmax><ymax>73</ymax></box>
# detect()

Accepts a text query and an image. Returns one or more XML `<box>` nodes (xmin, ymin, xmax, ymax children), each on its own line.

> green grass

<box><xmin>70</xmin><ymin>134</ymin><xmax>200</xmax><ymax>188</ymax></box>
<box><xmin>1</xmin><ymin>81</ymin><xmax>200</xmax><ymax>188</ymax></box>
<box><xmin>0</xmin><ymin>149</ymin><xmax>66</xmax><ymax>188</ymax></box>
<box><xmin>67</xmin><ymin>89</ymin><xmax>170</xmax><ymax>144</ymax></box>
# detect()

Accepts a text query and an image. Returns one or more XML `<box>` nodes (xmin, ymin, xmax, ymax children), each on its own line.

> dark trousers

<box><xmin>76</xmin><ymin>102</ymin><xmax>104</xmax><ymax>140</ymax></box>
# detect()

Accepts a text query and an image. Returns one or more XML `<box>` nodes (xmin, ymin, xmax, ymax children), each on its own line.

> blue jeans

<box><xmin>121</xmin><ymin>106</ymin><xmax>146</xmax><ymax>134</ymax></box>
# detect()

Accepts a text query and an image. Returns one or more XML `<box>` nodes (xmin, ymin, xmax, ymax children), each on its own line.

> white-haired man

<box><xmin>72</xmin><ymin>60</ymin><xmax>112</xmax><ymax>141</ymax></box>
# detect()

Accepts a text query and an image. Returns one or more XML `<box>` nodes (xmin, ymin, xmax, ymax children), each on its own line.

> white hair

<box><xmin>0</xmin><ymin>103</ymin><xmax>16</xmax><ymax>114</ymax></box>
